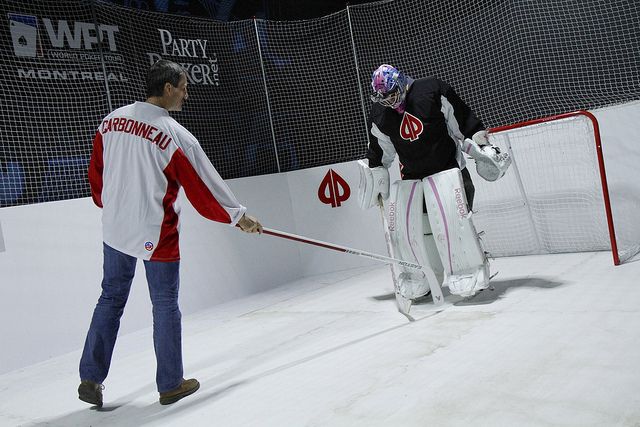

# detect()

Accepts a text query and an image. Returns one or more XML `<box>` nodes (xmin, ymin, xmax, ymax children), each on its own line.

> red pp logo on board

<box><xmin>318</xmin><ymin>169</ymin><xmax>351</xmax><ymax>208</ymax></box>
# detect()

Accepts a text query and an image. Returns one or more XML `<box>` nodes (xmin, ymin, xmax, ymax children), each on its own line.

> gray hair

<box><xmin>146</xmin><ymin>60</ymin><xmax>185</xmax><ymax>98</ymax></box>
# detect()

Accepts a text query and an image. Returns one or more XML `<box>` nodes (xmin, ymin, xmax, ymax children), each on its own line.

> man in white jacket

<box><xmin>79</xmin><ymin>59</ymin><xmax>262</xmax><ymax>407</ymax></box>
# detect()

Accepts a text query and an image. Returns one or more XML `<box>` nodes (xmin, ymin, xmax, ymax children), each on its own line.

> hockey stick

<box><xmin>377</xmin><ymin>197</ymin><xmax>414</xmax><ymax>321</ymax></box>
<box><xmin>261</xmin><ymin>228</ymin><xmax>424</xmax><ymax>271</ymax></box>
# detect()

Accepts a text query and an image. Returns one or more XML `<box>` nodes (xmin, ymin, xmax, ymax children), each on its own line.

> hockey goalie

<box><xmin>358</xmin><ymin>64</ymin><xmax>511</xmax><ymax>299</ymax></box>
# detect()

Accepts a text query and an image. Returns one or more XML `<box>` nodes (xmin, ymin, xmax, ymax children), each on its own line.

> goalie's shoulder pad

<box><xmin>357</xmin><ymin>160</ymin><xmax>390</xmax><ymax>209</ymax></box>
<box><xmin>462</xmin><ymin>138</ymin><xmax>512</xmax><ymax>182</ymax></box>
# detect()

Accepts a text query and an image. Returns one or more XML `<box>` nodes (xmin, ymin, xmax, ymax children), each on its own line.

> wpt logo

<box><xmin>8</xmin><ymin>13</ymin><xmax>42</xmax><ymax>57</ymax></box>
<box><xmin>8</xmin><ymin>13</ymin><xmax>120</xmax><ymax>57</ymax></box>
<box><xmin>318</xmin><ymin>169</ymin><xmax>351</xmax><ymax>208</ymax></box>
<box><xmin>41</xmin><ymin>19</ymin><xmax>119</xmax><ymax>51</ymax></box>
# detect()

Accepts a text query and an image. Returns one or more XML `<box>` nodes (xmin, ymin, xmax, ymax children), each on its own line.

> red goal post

<box><xmin>469</xmin><ymin>111</ymin><xmax>621</xmax><ymax>265</ymax></box>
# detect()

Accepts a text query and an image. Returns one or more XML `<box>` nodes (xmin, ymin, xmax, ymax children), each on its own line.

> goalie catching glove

<box><xmin>357</xmin><ymin>159</ymin><xmax>390</xmax><ymax>209</ymax></box>
<box><xmin>462</xmin><ymin>130</ymin><xmax>512</xmax><ymax>182</ymax></box>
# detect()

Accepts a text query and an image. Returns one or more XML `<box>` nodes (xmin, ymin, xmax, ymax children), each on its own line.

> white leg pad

<box><xmin>423</xmin><ymin>214</ymin><xmax>444</xmax><ymax>286</ymax></box>
<box><xmin>387</xmin><ymin>180</ymin><xmax>439</xmax><ymax>300</ymax></box>
<box><xmin>423</xmin><ymin>168</ymin><xmax>490</xmax><ymax>297</ymax></box>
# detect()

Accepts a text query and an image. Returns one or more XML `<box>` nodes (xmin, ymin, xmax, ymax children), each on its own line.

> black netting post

<box><xmin>254</xmin><ymin>18</ymin><xmax>281</xmax><ymax>173</ymax></box>
<box><xmin>90</xmin><ymin>0</ymin><xmax>112</xmax><ymax>111</ymax></box>
<box><xmin>346</xmin><ymin>4</ymin><xmax>370</xmax><ymax>146</ymax></box>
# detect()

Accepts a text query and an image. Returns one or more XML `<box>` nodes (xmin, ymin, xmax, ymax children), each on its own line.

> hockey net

<box><xmin>469</xmin><ymin>111</ymin><xmax>639</xmax><ymax>265</ymax></box>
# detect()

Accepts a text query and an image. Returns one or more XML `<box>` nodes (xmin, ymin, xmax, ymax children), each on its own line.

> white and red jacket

<box><xmin>88</xmin><ymin>101</ymin><xmax>246</xmax><ymax>261</ymax></box>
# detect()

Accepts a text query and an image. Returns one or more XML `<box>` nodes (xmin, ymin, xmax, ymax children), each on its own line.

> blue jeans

<box><xmin>79</xmin><ymin>243</ymin><xmax>183</xmax><ymax>393</ymax></box>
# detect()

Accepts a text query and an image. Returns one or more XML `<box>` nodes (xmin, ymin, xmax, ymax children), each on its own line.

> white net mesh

<box><xmin>256</xmin><ymin>14</ymin><xmax>368</xmax><ymax>171</ymax></box>
<box><xmin>349</xmin><ymin>0</ymin><xmax>640</xmax><ymax>127</ymax></box>
<box><xmin>91</xmin><ymin>3</ymin><xmax>278</xmax><ymax>180</ymax></box>
<box><xmin>0</xmin><ymin>0</ymin><xmax>278</xmax><ymax>207</ymax></box>
<box><xmin>1</xmin><ymin>1</ymin><xmax>108</xmax><ymax>206</ymax></box>
<box><xmin>2</xmin><ymin>0</ymin><xmax>639</xmax><ymax>207</ymax></box>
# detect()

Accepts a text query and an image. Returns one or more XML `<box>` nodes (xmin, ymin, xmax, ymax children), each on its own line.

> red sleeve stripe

<box><xmin>165</xmin><ymin>148</ymin><xmax>232</xmax><ymax>224</ymax></box>
<box><xmin>88</xmin><ymin>131</ymin><xmax>104</xmax><ymax>207</ymax></box>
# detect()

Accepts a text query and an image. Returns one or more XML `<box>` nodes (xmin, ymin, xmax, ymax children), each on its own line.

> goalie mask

<box><xmin>370</xmin><ymin>64</ymin><xmax>408</xmax><ymax>111</ymax></box>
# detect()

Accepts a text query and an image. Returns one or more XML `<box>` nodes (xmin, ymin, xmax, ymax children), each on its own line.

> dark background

<box><xmin>105</xmin><ymin>0</ymin><xmax>374</xmax><ymax>21</ymax></box>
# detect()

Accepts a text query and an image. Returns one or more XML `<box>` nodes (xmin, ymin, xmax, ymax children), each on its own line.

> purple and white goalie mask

<box><xmin>370</xmin><ymin>64</ymin><xmax>408</xmax><ymax>112</ymax></box>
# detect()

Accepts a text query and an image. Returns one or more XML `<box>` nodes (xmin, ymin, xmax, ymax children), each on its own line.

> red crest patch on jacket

<box><xmin>400</xmin><ymin>112</ymin><xmax>424</xmax><ymax>142</ymax></box>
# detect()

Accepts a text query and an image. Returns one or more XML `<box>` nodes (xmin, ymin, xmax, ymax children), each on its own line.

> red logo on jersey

<box><xmin>399</xmin><ymin>112</ymin><xmax>424</xmax><ymax>141</ymax></box>
<box><xmin>318</xmin><ymin>169</ymin><xmax>351</xmax><ymax>208</ymax></box>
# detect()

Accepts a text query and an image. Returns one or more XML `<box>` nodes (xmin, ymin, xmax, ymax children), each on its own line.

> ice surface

<box><xmin>1</xmin><ymin>252</ymin><xmax>639</xmax><ymax>426</ymax></box>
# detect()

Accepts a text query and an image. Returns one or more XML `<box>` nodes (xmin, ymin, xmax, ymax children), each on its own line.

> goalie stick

<box><xmin>377</xmin><ymin>197</ymin><xmax>414</xmax><ymax>320</ymax></box>
<box><xmin>378</xmin><ymin>194</ymin><xmax>445</xmax><ymax>307</ymax></box>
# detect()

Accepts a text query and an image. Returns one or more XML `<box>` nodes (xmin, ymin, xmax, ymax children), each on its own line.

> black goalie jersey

<box><xmin>367</xmin><ymin>77</ymin><xmax>484</xmax><ymax>180</ymax></box>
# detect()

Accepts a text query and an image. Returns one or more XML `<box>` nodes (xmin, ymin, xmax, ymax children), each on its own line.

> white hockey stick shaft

<box><xmin>377</xmin><ymin>198</ymin><xmax>414</xmax><ymax>319</ymax></box>
<box><xmin>261</xmin><ymin>227</ymin><xmax>423</xmax><ymax>271</ymax></box>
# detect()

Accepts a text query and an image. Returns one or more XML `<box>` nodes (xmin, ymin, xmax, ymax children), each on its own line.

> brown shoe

<box><xmin>78</xmin><ymin>380</ymin><xmax>104</xmax><ymax>407</ymax></box>
<box><xmin>159</xmin><ymin>378</ymin><xmax>200</xmax><ymax>405</ymax></box>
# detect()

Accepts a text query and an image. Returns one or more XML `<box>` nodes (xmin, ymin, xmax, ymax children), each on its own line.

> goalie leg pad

<box><xmin>386</xmin><ymin>180</ymin><xmax>439</xmax><ymax>299</ymax></box>
<box><xmin>423</xmin><ymin>168</ymin><xmax>490</xmax><ymax>297</ymax></box>
<box><xmin>423</xmin><ymin>214</ymin><xmax>444</xmax><ymax>286</ymax></box>
<box><xmin>357</xmin><ymin>160</ymin><xmax>390</xmax><ymax>209</ymax></box>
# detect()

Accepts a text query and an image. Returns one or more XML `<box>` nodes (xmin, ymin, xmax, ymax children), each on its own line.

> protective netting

<box><xmin>91</xmin><ymin>4</ymin><xmax>277</xmax><ymax>180</ymax></box>
<box><xmin>349</xmin><ymin>0</ymin><xmax>640</xmax><ymax>127</ymax></box>
<box><xmin>256</xmin><ymin>15</ymin><xmax>367</xmax><ymax>171</ymax></box>
<box><xmin>1</xmin><ymin>1</ymin><xmax>107</xmax><ymax>206</ymax></box>
<box><xmin>1</xmin><ymin>0</ymin><xmax>639</xmax><ymax>265</ymax></box>
<box><xmin>0</xmin><ymin>0</ymin><xmax>276</xmax><ymax>207</ymax></box>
